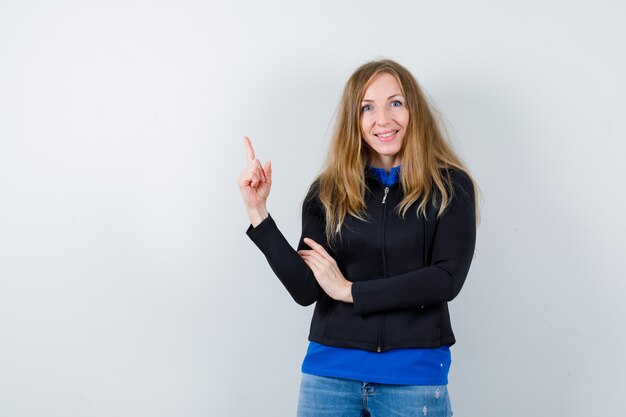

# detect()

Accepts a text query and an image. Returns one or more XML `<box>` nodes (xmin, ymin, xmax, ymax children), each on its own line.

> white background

<box><xmin>1</xmin><ymin>1</ymin><xmax>625</xmax><ymax>416</ymax></box>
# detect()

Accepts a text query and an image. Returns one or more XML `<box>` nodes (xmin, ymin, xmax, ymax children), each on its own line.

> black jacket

<box><xmin>246</xmin><ymin>167</ymin><xmax>476</xmax><ymax>352</ymax></box>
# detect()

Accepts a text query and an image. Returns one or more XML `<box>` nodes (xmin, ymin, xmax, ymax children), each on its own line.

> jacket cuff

<box><xmin>351</xmin><ymin>281</ymin><xmax>367</xmax><ymax>315</ymax></box>
<box><xmin>245</xmin><ymin>213</ymin><xmax>274</xmax><ymax>240</ymax></box>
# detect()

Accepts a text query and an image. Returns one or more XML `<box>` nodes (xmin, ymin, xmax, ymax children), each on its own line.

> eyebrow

<box><xmin>361</xmin><ymin>94</ymin><xmax>403</xmax><ymax>103</ymax></box>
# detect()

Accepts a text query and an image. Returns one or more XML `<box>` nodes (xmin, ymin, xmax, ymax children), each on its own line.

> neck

<box><xmin>367</xmin><ymin>156</ymin><xmax>400</xmax><ymax>172</ymax></box>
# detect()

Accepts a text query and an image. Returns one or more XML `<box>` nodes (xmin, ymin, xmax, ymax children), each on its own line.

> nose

<box><xmin>375</xmin><ymin>108</ymin><xmax>391</xmax><ymax>126</ymax></box>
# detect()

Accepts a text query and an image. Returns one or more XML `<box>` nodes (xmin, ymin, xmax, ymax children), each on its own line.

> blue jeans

<box><xmin>297</xmin><ymin>373</ymin><xmax>453</xmax><ymax>417</ymax></box>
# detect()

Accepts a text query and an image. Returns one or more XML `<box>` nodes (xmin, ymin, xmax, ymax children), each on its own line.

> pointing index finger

<box><xmin>243</xmin><ymin>135</ymin><xmax>255</xmax><ymax>161</ymax></box>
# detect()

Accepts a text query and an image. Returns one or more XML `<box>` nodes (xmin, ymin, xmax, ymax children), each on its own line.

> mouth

<box><xmin>374</xmin><ymin>130</ymin><xmax>399</xmax><ymax>142</ymax></box>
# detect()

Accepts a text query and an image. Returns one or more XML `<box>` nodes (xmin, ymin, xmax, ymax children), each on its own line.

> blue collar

<box><xmin>366</xmin><ymin>164</ymin><xmax>401</xmax><ymax>187</ymax></box>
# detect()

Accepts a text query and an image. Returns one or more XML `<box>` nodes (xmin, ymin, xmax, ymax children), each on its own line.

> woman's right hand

<box><xmin>238</xmin><ymin>136</ymin><xmax>272</xmax><ymax>225</ymax></box>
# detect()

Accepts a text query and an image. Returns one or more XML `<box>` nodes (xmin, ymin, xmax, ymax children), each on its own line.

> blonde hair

<box><xmin>313</xmin><ymin>59</ymin><xmax>481</xmax><ymax>248</ymax></box>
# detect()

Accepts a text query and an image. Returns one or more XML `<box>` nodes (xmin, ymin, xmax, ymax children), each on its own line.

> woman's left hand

<box><xmin>297</xmin><ymin>237</ymin><xmax>353</xmax><ymax>303</ymax></box>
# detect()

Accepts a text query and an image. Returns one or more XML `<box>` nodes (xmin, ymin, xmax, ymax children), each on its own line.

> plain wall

<box><xmin>1</xmin><ymin>0</ymin><xmax>625</xmax><ymax>416</ymax></box>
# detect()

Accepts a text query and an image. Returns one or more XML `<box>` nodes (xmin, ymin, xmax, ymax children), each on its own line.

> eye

<box><xmin>362</xmin><ymin>104</ymin><xmax>373</xmax><ymax>112</ymax></box>
<box><xmin>390</xmin><ymin>100</ymin><xmax>403</xmax><ymax>108</ymax></box>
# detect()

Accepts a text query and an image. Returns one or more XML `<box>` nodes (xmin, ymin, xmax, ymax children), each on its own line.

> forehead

<box><xmin>362</xmin><ymin>73</ymin><xmax>402</xmax><ymax>99</ymax></box>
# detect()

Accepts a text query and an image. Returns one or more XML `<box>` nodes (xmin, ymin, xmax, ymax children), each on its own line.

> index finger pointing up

<box><xmin>243</xmin><ymin>135</ymin><xmax>255</xmax><ymax>161</ymax></box>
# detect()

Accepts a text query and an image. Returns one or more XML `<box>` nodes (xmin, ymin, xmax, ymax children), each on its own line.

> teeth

<box><xmin>377</xmin><ymin>131</ymin><xmax>397</xmax><ymax>138</ymax></box>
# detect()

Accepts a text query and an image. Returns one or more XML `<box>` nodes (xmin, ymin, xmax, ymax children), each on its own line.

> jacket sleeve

<box><xmin>245</xmin><ymin>182</ymin><xmax>327</xmax><ymax>306</ymax></box>
<box><xmin>351</xmin><ymin>170</ymin><xmax>477</xmax><ymax>315</ymax></box>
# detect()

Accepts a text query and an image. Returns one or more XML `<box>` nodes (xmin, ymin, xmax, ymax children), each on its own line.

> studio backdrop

<box><xmin>0</xmin><ymin>1</ymin><xmax>624</xmax><ymax>416</ymax></box>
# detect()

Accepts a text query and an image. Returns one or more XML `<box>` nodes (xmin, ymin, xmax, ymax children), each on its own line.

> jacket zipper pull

<box><xmin>382</xmin><ymin>187</ymin><xmax>389</xmax><ymax>204</ymax></box>
<box><xmin>377</xmin><ymin>346</ymin><xmax>381</xmax><ymax>352</ymax></box>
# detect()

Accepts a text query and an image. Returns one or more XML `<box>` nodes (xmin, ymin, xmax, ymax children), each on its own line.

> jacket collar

<box><xmin>365</xmin><ymin>164</ymin><xmax>401</xmax><ymax>187</ymax></box>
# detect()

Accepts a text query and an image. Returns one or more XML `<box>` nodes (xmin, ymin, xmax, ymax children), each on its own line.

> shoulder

<box><xmin>447</xmin><ymin>168</ymin><xmax>474</xmax><ymax>196</ymax></box>
<box><xmin>304</xmin><ymin>178</ymin><xmax>321</xmax><ymax>203</ymax></box>
<box><xmin>437</xmin><ymin>168</ymin><xmax>475</xmax><ymax>208</ymax></box>
<box><xmin>302</xmin><ymin>178</ymin><xmax>324</xmax><ymax>217</ymax></box>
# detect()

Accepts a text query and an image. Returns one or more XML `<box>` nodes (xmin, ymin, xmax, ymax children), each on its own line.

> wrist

<box><xmin>247</xmin><ymin>206</ymin><xmax>269</xmax><ymax>227</ymax></box>
<box><xmin>342</xmin><ymin>281</ymin><xmax>353</xmax><ymax>303</ymax></box>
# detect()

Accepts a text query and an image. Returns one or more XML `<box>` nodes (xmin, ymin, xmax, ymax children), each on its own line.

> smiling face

<box><xmin>360</xmin><ymin>72</ymin><xmax>409</xmax><ymax>171</ymax></box>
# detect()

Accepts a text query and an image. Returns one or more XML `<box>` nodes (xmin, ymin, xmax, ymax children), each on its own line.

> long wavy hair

<box><xmin>313</xmin><ymin>59</ymin><xmax>481</xmax><ymax>248</ymax></box>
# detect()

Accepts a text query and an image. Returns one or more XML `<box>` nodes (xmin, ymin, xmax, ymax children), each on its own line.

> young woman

<box><xmin>238</xmin><ymin>59</ymin><xmax>480</xmax><ymax>417</ymax></box>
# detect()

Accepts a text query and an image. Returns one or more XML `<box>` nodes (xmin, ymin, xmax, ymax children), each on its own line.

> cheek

<box><xmin>401</xmin><ymin>111</ymin><xmax>410</xmax><ymax>127</ymax></box>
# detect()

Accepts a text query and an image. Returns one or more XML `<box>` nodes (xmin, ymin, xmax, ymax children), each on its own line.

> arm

<box><xmin>245</xmin><ymin>182</ymin><xmax>327</xmax><ymax>306</ymax></box>
<box><xmin>351</xmin><ymin>170</ymin><xmax>477</xmax><ymax>315</ymax></box>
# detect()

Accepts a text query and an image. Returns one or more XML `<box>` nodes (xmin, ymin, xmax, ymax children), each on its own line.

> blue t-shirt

<box><xmin>301</xmin><ymin>165</ymin><xmax>451</xmax><ymax>385</ymax></box>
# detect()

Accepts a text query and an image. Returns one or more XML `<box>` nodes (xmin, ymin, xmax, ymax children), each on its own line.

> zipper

<box><xmin>382</xmin><ymin>186</ymin><xmax>389</xmax><ymax>203</ymax></box>
<box><xmin>377</xmin><ymin>315</ymin><xmax>387</xmax><ymax>352</ymax></box>
<box><xmin>376</xmin><ymin>185</ymin><xmax>390</xmax><ymax>352</ymax></box>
